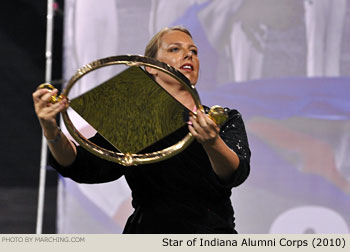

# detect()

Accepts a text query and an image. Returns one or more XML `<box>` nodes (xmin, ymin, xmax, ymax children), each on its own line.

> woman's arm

<box><xmin>188</xmin><ymin>109</ymin><xmax>250</xmax><ymax>184</ymax></box>
<box><xmin>32</xmin><ymin>88</ymin><xmax>77</xmax><ymax>167</ymax></box>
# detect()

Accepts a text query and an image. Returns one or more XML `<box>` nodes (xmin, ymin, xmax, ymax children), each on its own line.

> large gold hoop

<box><xmin>61</xmin><ymin>55</ymin><xmax>202</xmax><ymax>166</ymax></box>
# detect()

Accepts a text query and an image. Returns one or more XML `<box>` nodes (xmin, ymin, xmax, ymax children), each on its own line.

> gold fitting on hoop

<box><xmin>123</xmin><ymin>153</ymin><xmax>134</xmax><ymax>166</ymax></box>
<box><xmin>208</xmin><ymin>105</ymin><xmax>228</xmax><ymax>126</ymax></box>
<box><xmin>37</xmin><ymin>83</ymin><xmax>65</xmax><ymax>104</ymax></box>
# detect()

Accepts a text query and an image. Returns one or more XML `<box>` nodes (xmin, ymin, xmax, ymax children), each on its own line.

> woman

<box><xmin>32</xmin><ymin>26</ymin><xmax>251</xmax><ymax>233</ymax></box>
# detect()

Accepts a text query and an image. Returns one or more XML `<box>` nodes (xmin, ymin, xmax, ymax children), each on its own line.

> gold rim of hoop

<box><xmin>61</xmin><ymin>55</ymin><xmax>202</xmax><ymax>166</ymax></box>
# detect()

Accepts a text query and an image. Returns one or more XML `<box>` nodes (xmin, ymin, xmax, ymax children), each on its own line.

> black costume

<box><xmin>49</xmin><ymin>107</ymin><xmax>251</xmax><ymax>233</ymax></box>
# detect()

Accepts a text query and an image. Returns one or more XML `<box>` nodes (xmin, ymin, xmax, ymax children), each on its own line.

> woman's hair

<box><xmin>144</xmin><ymin>26</ymin><xmax>192</xmax><ymax>59</ymax></box>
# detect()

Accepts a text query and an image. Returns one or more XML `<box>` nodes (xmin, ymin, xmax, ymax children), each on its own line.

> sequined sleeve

<box><xmin>48</xmin><ymin>133</ymin><xmax>125</xmax><ymax>184</ymax></box>
<box><xmin>219</xmin><ymin>108</ymin><xmax>251</xmax><ymax>187</ymax></box>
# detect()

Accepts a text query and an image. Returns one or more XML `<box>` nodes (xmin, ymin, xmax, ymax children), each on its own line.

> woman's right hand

<box><xmin>32</xmin><ymin>87</ymin><xmax>68</xmax><ymax>139</ymax></box>
<box><xmin>33</xmin><ymin>86</ymin><xmax>77</xmax><ymax>167</ymax></box>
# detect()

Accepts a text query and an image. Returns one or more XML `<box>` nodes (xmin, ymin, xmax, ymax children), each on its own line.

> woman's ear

<box><xmin>145</xmin><ymin>66</ymin><xmax>158</xmax><ymax>76</ymax></box>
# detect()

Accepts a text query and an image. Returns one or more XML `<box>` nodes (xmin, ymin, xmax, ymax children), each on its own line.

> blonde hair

<box><xmin>145</xmin><ymin>26</ymin><xmax>192</xmax><ymax>59</ymax></box>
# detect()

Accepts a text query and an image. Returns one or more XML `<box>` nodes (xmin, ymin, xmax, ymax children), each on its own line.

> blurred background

<box><xmin>1</xmin><ymin>0</ymin><xmax>349</xmax><ymax>234</ymax></box>
<box><xmin>0</xmin><ymin>0</ymin><xmax>63</xmax><ymax>233</ymax></box>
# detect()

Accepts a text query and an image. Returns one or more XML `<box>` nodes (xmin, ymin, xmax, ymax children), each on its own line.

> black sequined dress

<box><xmin>49</xmin><ymin>107</ymin><xmax>251</xmax><ymax>233</ymax></box>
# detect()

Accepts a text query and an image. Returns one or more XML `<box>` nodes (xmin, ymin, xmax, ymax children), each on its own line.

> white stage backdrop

<box><xmin>57</xmin><ymin>0</ymin><xmax>350</xmax><ymax>233</ymax></box>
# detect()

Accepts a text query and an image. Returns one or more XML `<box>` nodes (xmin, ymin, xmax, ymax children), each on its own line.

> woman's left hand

<box><xmin>188</xmin><ymin>109</ymin><xmax>241</xmax><ymax>181</ymax></box>
<box><xmin>188</xmin><ymin>109</ymin><xmax>219</xmax><ymax>146</ymax></box>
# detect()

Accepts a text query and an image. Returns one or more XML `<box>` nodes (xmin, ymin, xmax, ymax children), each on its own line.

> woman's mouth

<box><xmin>180</xmin><ymin>63</ymin><xmax>194</xmax><ymax>72</ymax></box>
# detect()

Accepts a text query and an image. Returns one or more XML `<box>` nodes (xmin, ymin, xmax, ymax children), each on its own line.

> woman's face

<box><xmin>155</xmin><ymin>30</ymin><xmax>200</xmax><ymax>85</ymax></box>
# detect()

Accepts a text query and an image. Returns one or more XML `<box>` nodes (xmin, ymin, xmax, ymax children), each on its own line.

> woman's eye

<box><xmin>169</xmin><ymin>47</ymin><xmax>179</xmax><ymax>52</ymax></box>
<box><xmin>191</xmin><ymin>49</ymin><xmax>198</xmax><ymax>55</ymax></box>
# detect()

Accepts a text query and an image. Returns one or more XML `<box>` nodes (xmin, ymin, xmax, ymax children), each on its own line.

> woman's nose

<box><xmin>183</xmin><ymin>50</ymin><xmax>192</xmax><ymax>60</ymax></box>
